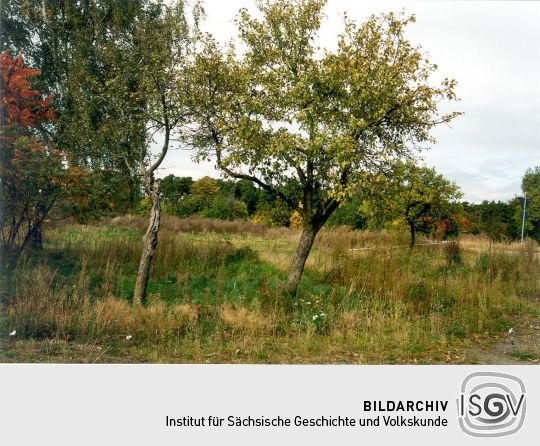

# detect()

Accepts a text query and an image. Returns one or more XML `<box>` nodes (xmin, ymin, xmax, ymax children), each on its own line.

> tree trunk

<box><xmin>133</xmin><ymin>181</ymin><xmax>161</xmax><ymax>305</ymax></box>
<box><xmin>285</xmin><ymin>224</ymin><xmax>318</xmax><ymax>296</ymax></box>
<box><xmin>30</xmin><ymin>223</ymin><xmax>43</xmax><ymax>250</ymax></box>
<box><xmin>409</xmin><ymin>221</ymin><xmax>416</xmax><ymax>250</ymax></box>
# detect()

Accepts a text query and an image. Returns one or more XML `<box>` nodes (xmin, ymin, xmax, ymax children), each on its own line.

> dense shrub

<box><xmin>201</xmin><ymin>196</ymin><xmax>249</xmax><ymax>221</ymax></box>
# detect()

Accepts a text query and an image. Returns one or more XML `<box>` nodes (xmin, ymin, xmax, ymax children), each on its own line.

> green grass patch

<box><xmin>510</xmin><ymin>350</ymin><xmax>538</xmax><ymax>361</ymax></box>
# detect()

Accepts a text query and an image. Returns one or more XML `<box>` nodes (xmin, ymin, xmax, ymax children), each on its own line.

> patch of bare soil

<box><xmin>469</xmin><ymin>315</ymin><xmax>540</xmax><ymax>365</ymax></box>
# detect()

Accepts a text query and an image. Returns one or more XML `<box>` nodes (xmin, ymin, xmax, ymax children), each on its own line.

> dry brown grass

<box><xmin>4</xmin><ymin>288</ymin><xmax>202</xmax><ymax>343</ymax></box>
<box><xmin>111</xmin><ymin>214</ymin><xmax>269</xmax><ymax>236</ymax></box>
<box><xmin>219</xmin><ymin>303</ymin><xmax>274</xmax><ymax>335</ymax></box>
<box><xmin>1</xmin><ymin>222</ymin><xmax>539</xmax><ymax>364</ymax></box>
<box><xmin>315</xmin><ymin>226</ymin><xmax>410</xmax><ymax>250</ymax></box>
<box><xmin>460</xmin><ymin>234</ymin><xmax>540</xmax><ymax>254</ymax></box>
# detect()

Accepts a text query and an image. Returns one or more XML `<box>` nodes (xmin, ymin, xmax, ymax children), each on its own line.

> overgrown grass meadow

<box><xmin>1</xmin><ymin>216</ymin><xmax>539</xmax><ymax>363</ymax></box>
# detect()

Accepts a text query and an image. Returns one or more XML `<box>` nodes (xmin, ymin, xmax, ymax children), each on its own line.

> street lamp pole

<box><xmin>521</xmin><ymin>193</ymin><xmax>527</xmax><ymax>242</ymax></box>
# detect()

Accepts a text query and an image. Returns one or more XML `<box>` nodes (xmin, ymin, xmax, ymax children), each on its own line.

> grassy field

<box><xmin>1</xmin><ymin>216</ymin><xmax>539</xmax><ymax>364</ymax></box>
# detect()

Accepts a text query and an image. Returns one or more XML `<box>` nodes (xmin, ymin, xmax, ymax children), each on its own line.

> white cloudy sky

<box><xmin>159</xmin><ymin>0</ymin><xmax>540</xmax><ymax>203</ymax></box>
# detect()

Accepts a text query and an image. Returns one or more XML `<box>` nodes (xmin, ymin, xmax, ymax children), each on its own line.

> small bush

<box><xmin>224</xmin><ymin>246</ymin><xmax>258</xmax><ymax>266</ymax></box>
<box><xmin>444</xmin><ymin>240</ymin><xmax>462</xmax><ymax>267</ymax></box>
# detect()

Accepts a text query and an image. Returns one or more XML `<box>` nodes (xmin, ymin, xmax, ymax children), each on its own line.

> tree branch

<box><xmin>209</xmin><ymin>128</ymin><xmax>300</xmax><ymax>212</ymax></box>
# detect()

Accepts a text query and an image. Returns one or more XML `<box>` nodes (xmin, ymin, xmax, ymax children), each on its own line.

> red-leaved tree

<box><xmin>1</xmin><ymin>51</ymin><xmax>64</xmax><ymax>268</ymax></box>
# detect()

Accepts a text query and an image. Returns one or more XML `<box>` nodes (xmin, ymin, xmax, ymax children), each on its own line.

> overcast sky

<box><xmin>159</xmin><ymin>0</ymin><xmax>540</xmax><ymax>203</ymax></box>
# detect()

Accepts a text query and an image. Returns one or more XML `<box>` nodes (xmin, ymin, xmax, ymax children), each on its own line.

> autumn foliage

<box><xmin>0</xmin><ymin>52</ymin><xmax>56</xmax><ymax>128</ymax></box>
<box><xmin>1</xmin><ymin>51</ymin><xmax>63</xmax><ymax>266</ymax></box>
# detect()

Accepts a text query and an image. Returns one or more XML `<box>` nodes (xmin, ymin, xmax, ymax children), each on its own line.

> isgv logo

<box><xmin>457</xmin><ymin>372</ymin><xmax>526</xmax><ymax>437</ymax></box>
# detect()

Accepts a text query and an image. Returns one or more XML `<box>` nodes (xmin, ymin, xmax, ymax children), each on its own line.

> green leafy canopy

<box><xmin>190</xmin><ymin>0</ymin><xmax>461</xmax><ymax>229</ymax></box>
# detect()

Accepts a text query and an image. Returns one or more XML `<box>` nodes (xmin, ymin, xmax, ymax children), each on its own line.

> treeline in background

<box><xmin>143</xmin><ymin>170</ymin><xmax>539</xmax><ymax>243</ymax></box>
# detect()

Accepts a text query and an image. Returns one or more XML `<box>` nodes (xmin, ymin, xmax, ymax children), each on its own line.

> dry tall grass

<box><xmin>111</xmin><ymin>214</ymin><xmax>269</xmax><ymax>236</ymax></box>
<box><xmin>1</xmin><ymin>217</ymin><xmax>539</xmax><ymax>363</ymax></box>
